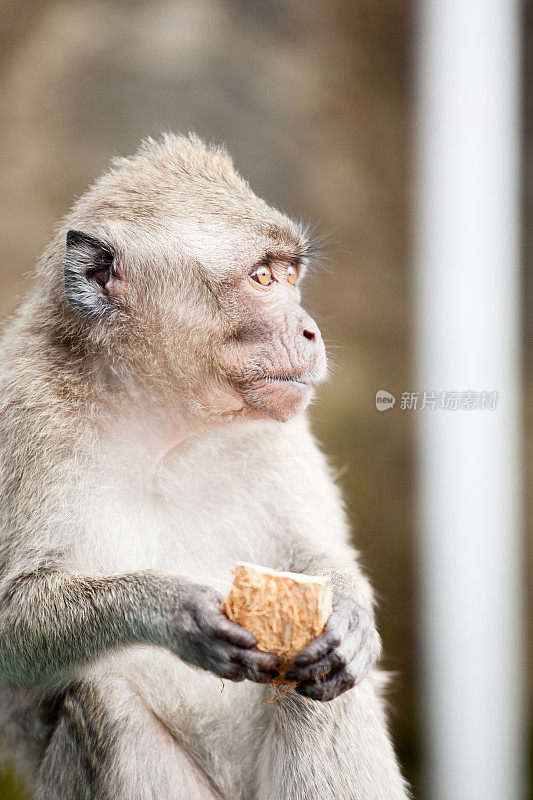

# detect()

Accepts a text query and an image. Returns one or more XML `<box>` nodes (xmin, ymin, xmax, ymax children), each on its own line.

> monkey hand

<box><xmin>285</xmin><ymin>599</ymin><xmax>381</xmax><ymax>702</ymax></box>
<box><xmin>162</xmin><ymin>581</ymin><xmax>280</xmax><ymax>684</ymax></box>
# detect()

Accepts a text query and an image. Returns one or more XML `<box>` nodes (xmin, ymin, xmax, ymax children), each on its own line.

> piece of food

<box><xmin>221</xmin><ymin>561</ymin><xmax>333</xmax><ymax>683</ymax></box>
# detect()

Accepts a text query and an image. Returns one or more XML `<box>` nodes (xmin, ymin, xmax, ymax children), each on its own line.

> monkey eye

<box><xmin>287</xmin><ymin>265</ymin><xmax>298</xmax><ymax>286</ymax></box>
<box><xmin>250</xmin><ymin>264</ymin><xmax>274</xmax><ymax>286</ymax></box>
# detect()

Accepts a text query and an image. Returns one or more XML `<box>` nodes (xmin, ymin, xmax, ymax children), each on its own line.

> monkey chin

<box><xmin>243</xmin><ymin>378</ymin><xmax>313</xmax><ymax>423</ymax></box>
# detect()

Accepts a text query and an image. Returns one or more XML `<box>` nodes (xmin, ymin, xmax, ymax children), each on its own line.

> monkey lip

<box><xmin>241</xmin><ymin>373</ymin><xmax>314</xmax><ymax>422</ymax></box>
<box><xmin>265</xmin><ymin>375</ymin><xmax>310</xmax><ymax>388</ymax></box>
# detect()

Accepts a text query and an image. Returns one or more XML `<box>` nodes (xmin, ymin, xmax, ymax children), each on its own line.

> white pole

<box><xmin>415</xmin><ymin>2</ymin><xmax>523</xmax><ymax>800</ymax></box>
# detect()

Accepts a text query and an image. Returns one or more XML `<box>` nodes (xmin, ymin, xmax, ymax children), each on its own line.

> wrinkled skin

<box><xmin>215</xmin><ymin>257</ymin><xmax>327</xmax><ymax>422</ymax></box>
<box><xmin>171</xmin><ymin>586</ymin><xmax>379</xmax><ymax>701</ymax></box>
<box><xmin>287</xmin><ymin>600</ymin><xmax>381</xmax><ymax>701</ymax></box>
<box><xmin>162</xmin><ymin>581</ymin><xmax>281</xmax><ymax>684</ymax></box>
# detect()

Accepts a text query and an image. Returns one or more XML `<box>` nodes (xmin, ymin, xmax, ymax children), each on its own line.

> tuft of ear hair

<box><xmin>64</xmin><ymin>230</ymin><xmax>117</xmax><ymax>318</ymax></box>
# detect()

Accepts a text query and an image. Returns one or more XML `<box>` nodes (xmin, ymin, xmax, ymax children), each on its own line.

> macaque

<box><xmin>0</xmin><ymin>134</ymin><xmax>408</xmax><ymax>800</ymax></box>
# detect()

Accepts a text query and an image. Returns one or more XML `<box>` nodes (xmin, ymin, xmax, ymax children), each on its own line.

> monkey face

<box><xmin>60</xmin><ymin>134</ymin><xmax>326</xmax><ymax>424</ymax></box>
<box><xmin>131</xmin><ymin>223</ymin><xmax>327</xmax><ymax>423</ymax></box>
<box><xmin>212</xmin><ymin>251</ymin><xmax>327</xmax><ymax>423</ymax></box>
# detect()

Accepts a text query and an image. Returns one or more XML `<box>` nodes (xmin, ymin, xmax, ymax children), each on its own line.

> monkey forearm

<box><xmin>0</xmin><ymin>570</ymin><xmax>173</xmax><ymax>686</ymax></box>
<box><xmin>0</xmin><ymin>569</ymin><xmax>225</xmax><ymax>686</ymax></box>
<box><xmin>0</xmin><ymin>568</ymin><xmax>277</xmax><ymax>688</ymax></box>
<box><xmin>288</xmin><ymin>545</ymin><xmax>375</xmax><ymax>616</ymax></box>
<box><xmin>284</xmin><ymin>542</ymin><xmax>382</xmax><ymax>698</ymax></box>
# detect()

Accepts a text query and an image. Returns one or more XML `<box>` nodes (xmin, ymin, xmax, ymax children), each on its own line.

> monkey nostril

<box><xmin>303</xmin><ymin>329</ymin><xmax>316</xmax><ymax>342</ymax></box>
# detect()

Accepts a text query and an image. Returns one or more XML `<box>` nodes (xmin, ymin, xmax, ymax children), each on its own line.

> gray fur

<box><xmin>0</xmin><ymin>134</ymin><xmax>409</xmax><ymax>799</ymax></box>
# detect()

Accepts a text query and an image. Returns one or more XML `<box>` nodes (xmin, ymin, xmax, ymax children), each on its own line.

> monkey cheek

<box><xmin>198</xmin><ymin>381</ymin><xmax>245</xmax><ymax>414</ymax></box>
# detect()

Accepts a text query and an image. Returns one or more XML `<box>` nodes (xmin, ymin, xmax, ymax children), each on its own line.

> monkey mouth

<box><xmin>240</xmin><ymin>372</ymin><xmax>315</xmax><ymax>422</ymax></box>
<box><xmin>264</xmin><ymin>374</ymin><xmax>310</xmax><ymax>388</ymax></box>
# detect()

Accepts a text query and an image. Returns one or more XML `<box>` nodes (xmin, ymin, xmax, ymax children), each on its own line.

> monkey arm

<box><xmin>287</xmin><ymin>538</ymin><xmax>376</xmax><ymax>612</ymax></box>
<box><xmin>260</xmin><ymin>423</ymin><xmax>381</xmax><ymax>700</ymax></box>
<box><xmin>282</xmin><ymin>540</ymin><xmax>382</xmax><ymax>701</ymax></box>
<box><xmin>274</xmin><ymin>419</ymin><xmax>376</xmax><ymax>612</ymax></box>
<box><xmin>0</xmin><ymin>570</ymin><xmax>279</xmax><ymax>687</ymax></box>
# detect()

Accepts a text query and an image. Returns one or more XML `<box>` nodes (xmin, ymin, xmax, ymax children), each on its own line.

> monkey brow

<box><xmin>253</xmin><ymin>250</ymin><xmax>305</xmax><ymax>270</ymax></box>
<box><xmin>254</xmin><ymin>223</ymin><xmax>308</xmax><ymax>258</ymax></box>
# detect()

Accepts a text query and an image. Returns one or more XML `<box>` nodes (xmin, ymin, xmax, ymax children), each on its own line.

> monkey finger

<box><xmin>210</xmin><ymin>616</ymin><xmax>258</xmax><ymax>649</ymax></box>
<box><xmin>292</xmin><ymin>604</ymin><xmax>357</xmax><ymax>667</ymax></box>
<box><xmin>285</xmin><ymin>650</ymin><xmax>343</xmax><ymax>682</ymax></box>
<box><xmin>213</xmin><ymin>661</ymin><xmax>246</xmax><ymax>682</ymax></box>
<box><xmin>292</xmin><ymin>629</ymin><xmax>339</xmax><ymax>667</ymax></box>
<box><xmin>236</xmin><ymin>663</ymin><xmax>280</xmax><ymax>684</ymax></box>
<box><xmin>230</xmin><ymin>646</ymin><xmax>280</xmax><ymax>673</ymax></box>
<box><xmin>295</xmin><ymin>668</ymin><xmax>356</xmax><ymax>702</ymax></box>
<box><xmin>289</xmin><ymin>633</ymin><xmax>363</xmax><ymax>683</ymax></box>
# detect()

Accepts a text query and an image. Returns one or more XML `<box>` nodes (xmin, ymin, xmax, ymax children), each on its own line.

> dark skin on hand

<box><xmin>287</xmin><ymin>599</ymin><xmax>377</xmax><ymax>701</ymax></box>
<box><xmin>204</xmin><ymin>590</ymin><xmax>377</xmax><ymax>702</ymax></box>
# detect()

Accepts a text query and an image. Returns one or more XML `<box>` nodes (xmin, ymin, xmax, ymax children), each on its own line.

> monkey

<box><xmin>0</xmin><ymin>133</ymin><xmax>409</xmax><ymax>800</ymax></box>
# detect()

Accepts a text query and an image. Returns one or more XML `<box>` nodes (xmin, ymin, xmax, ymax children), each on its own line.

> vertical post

<box><xmin>415</xmin><ymin>2</ymin><xmax>522</xmax><ymax>800</ymax></box>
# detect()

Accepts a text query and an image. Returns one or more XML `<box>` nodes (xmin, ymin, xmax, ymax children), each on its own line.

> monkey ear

<box><xmin>64</xmin><ymin>230</ymin><xmax>118</xmax><ymax>318</ymax></box>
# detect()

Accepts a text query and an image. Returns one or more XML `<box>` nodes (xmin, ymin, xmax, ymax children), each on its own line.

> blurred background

<box><xmin>0</xmin><ymin>1</ymin><xmax>529</xmax><ymax>798</ymax></box>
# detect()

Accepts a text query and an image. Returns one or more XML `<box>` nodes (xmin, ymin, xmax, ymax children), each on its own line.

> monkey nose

<box><xmin>301</xmin><ymin>315</ymin><xmax>321</xmax><ymax>344</ymax></box>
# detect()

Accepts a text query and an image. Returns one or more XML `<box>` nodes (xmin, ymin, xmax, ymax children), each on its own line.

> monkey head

<box><xmin>54</xmin><ymin>134</ymin><xmax>326</xmax><ymax>423</ymax></box>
